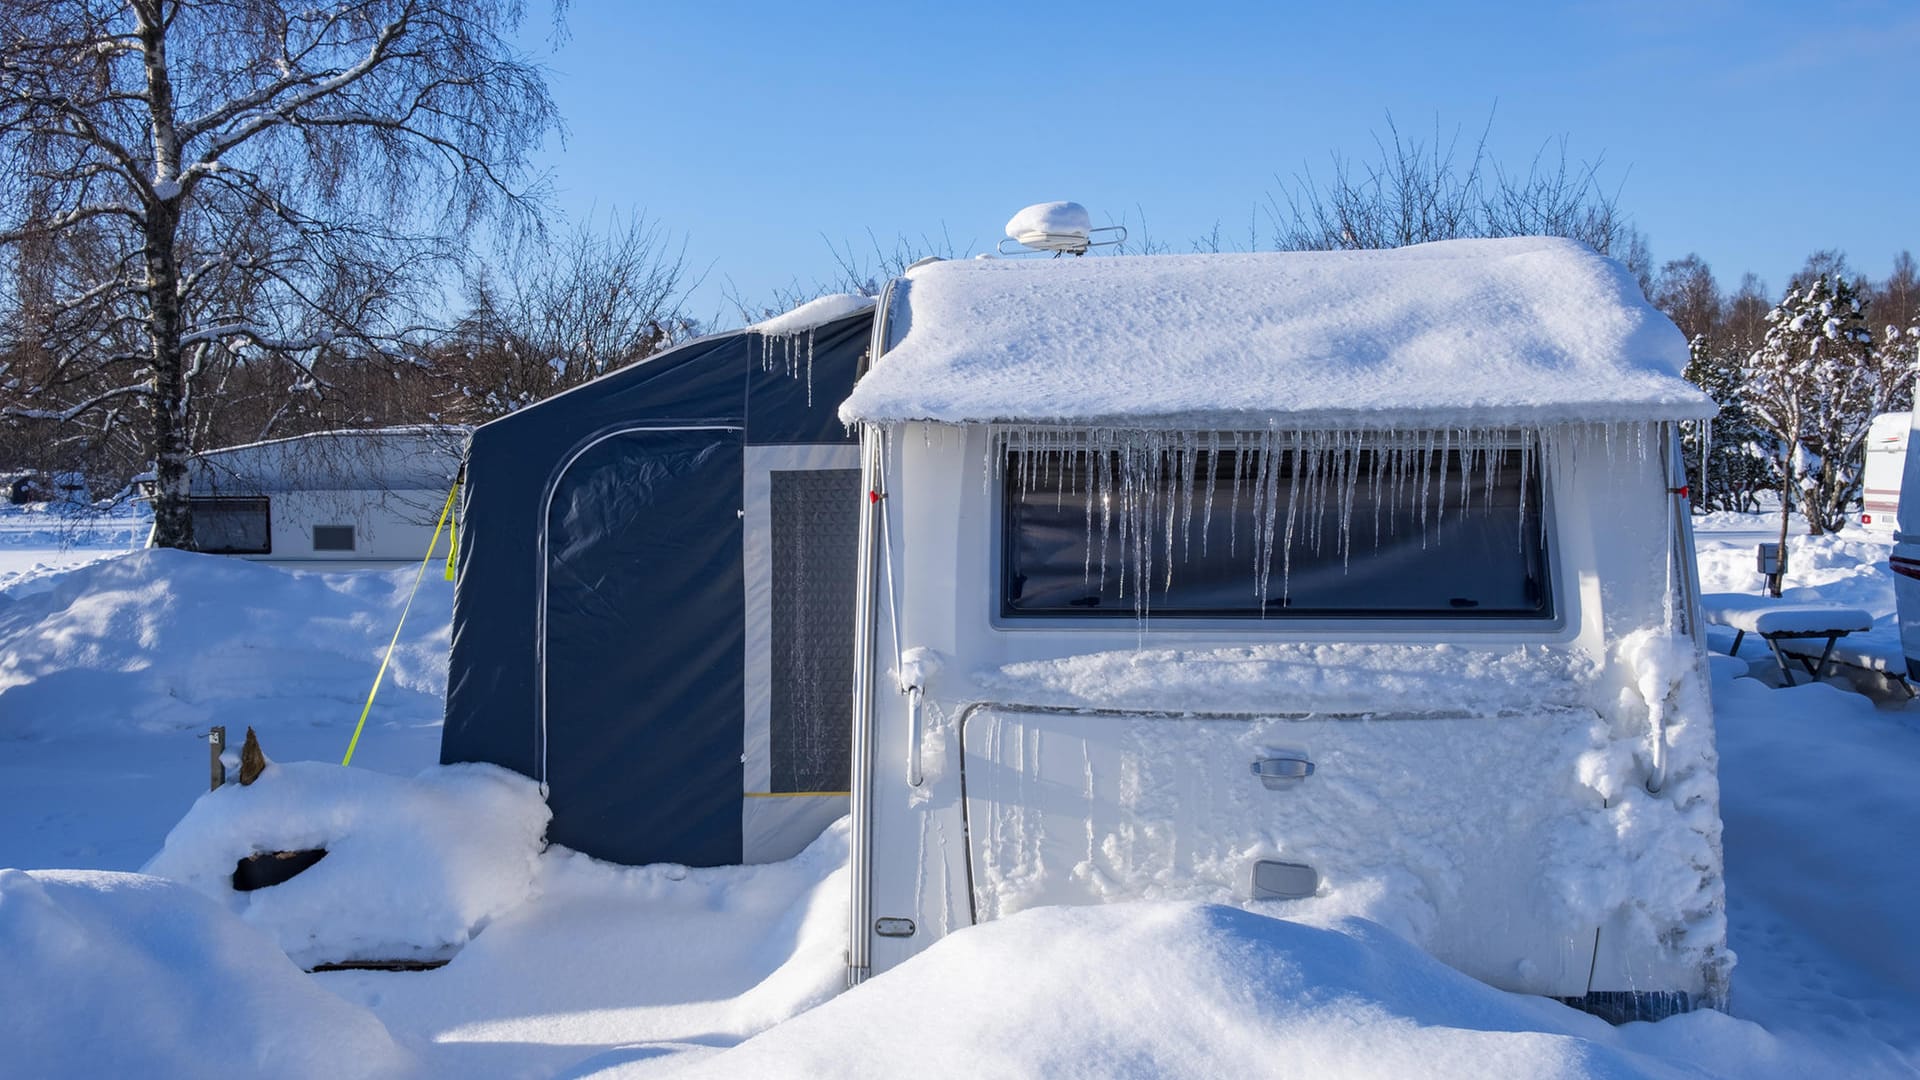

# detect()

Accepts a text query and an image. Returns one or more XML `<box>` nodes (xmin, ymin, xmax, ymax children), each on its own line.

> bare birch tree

<box><xmin>437</xmin><ymin>212</ymin><xmax>696</xmax><ymax>423</ymax></box>
<box><xmin>0</xmin><ymin>0</ymin><xmax>558</xmax><ymax>545</ymax></box>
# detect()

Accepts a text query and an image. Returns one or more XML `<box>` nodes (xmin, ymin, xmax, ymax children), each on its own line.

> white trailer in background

<box><xmin>1891</xmin><ymin>406</ymin><xmax>1920</xmax><ymax>680</ymax></box>
<box><xmin>172</xmin><ymin>427</ymin><xmax>464</xmax><ymax>565</ymax></box>
<box><xmin>1860</xmin><ymin>411</ymin><xmax>1909</xmax><ymax>533</ymax></box>
<box><xmin>838</xmin><ymin>237</ymin><xmax>1728</xmax><ymax>1022</ymax></box>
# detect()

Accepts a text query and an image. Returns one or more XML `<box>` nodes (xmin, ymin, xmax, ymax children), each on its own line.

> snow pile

<box><xmin>668</xmin><ymin>903</ymin><xmax>1741</xmax><ymax>1080</ymax></box>
<box><xmin>0</xmin><ymin>548</ymin><xmax>450</xmax><ymax>740</ymax></box>
<box><xmin>841</xmin><ymin>237</ymin><xmax>1711</xmax><ymax>428</ymax></box>
<box><xmin>1695</xmin><ymin>524</ymin><xmax>1891</xmax><ymax>604</ymax></box>
<box><xmin>319</xmin><ymin>820</ymin><xmax>854</xmax><ymax>1079</ymax></box>
<box><xmin>0</xmin><ymin>869</ymin><xmax>412</xmax><ymax>1079</ymax></box>
<box><xmin>1566</xmin><ymin>628</ymin><xmax>1728</xmax><ymax>984</ymax></box>
<box><xmin>144</xmin><ymin>761</ymin><xmax>547</xmax><ymax>968</ymax></box>
<box><xmin>0</xmin><ymin>549</ymin><xmax>449</xmax><ymax>872</ymax></box>
<box><xmin>749</xmin><ymin>292</ymin><xmax>875</xmax><ymax>337</ymax></box>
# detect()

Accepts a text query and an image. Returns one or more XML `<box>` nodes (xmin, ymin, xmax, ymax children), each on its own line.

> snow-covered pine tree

<box><xmin>1882</xmin><ymin>252</ymin><xmax>1920</xmax><ymax>396</ymax></box>
<box><xmin>1681</xmin><ymin>333</ymin><xmax>1774</xmax><ymax>512</ymax></box>
<box><xmin>1745</xmin><ymin>274</ymin><xmax>1899</xmax><ymax>536</ymax></box>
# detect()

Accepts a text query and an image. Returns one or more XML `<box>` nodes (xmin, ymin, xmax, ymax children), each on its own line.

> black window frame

<box><xmin>190</xmin><ymin>496</ymin><xmax>272</xmax><ymax>555</ymax></box>
<box><xmin>995</xmin><ymin>439</ymin><xmax>1556</xmax><ymax>623</ymax></box>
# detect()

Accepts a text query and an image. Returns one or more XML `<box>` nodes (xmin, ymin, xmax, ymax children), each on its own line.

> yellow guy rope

<box><xmin>342</xmin><ymin>479</ymin><xmax>460</xmax><ymax>767</ymax></box>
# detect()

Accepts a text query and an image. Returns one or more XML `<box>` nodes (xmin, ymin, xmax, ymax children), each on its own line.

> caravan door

<box><xmin>544</xmin><ymin>426</ymin><xmax>745</xmax><ymax>866</ymax></box>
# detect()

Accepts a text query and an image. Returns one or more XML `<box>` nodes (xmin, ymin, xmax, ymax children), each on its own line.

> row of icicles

<box><xmin>971</xmin><ymin>424</ymin><xmax>1657</xmax><ymax>618</ymax></box>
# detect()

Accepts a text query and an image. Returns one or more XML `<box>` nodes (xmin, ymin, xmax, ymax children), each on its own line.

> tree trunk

<box><xmin>144</xmin><ymin>201</ymin><xmax>193</xmax><ymax>549</ymax></box>
<box><xmin>1778</xmin><ymin>440</ymin><xmax>1795</xmax><ymax>552</ymax></box>
<box><xmin>137</xmin><ymin>3</ymin><xmax>193</xmax><ymax>550</ymax></box>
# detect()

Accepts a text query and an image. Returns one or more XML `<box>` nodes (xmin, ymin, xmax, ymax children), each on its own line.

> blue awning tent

<box><xmin>440</xmin><ymin>307</ymin><xmax>873</xmax><ymax>866</ymax></box>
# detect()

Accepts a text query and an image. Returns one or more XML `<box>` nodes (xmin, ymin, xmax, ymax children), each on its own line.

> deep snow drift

<box><xmin>0</xmin><ymin>546</ymin><xmax>449</xmax><ymax>869</ymax></box>
<box><xmin>0</xmin><ymin>869</ymin><xmax>414</xmax><ymax>1079</ymax></box>
<box><xmin>145</xmin><ymin>761</ymin><xmax>549</xmax><ymax>968</ymax></box>
<box><xmin>0</xmin><ymin>514</ymin><xmax>1916</xmax><ymax>1078</ymax></box>
<box><xmin>671</xmin><ymin>903</ymin><xmax>1761</xmax><ymax>1080</ymax></box>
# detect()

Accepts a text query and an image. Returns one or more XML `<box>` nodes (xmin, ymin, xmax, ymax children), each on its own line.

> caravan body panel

<box><xmin>853</xmin><ymin>418</ymin><xmax>1726</xmax><ymax>1003</ymax></box>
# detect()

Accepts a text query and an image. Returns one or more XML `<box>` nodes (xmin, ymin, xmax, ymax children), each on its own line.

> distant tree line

<box><xmin>1658</xmin><ymin>251</ymin><xmax>1918</xmax><ymax>532</ymax></box>
<box><xmin>1</xmin><ymin>73</ymin><xmax>1911</xmax><ymax>551</ymax></box>
<box><xmin>1249</xmin><ymin>114</ymin><xmax>1919</xmax><ymax>534</ymax></box>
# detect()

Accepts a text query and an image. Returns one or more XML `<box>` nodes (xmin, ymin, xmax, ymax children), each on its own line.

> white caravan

<box><xmin>1860</xmin><ymin>411</ymin><xmax>1909</xmax><ymax>533</ymax></box>
<box><xmin>838</xmin><ymin>237</ymin><xmax>1728</xmax><ymax>1021</ymax></box>
<box><xmin>175</xmin><ymin>427</ymin><xmax>464</xmax><ymax>564</ymax></box>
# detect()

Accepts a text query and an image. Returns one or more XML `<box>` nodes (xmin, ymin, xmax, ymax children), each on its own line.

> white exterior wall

<box><xmin>247</xmin><ymin>487</ymin><xmax>448</xmax><ymax>563</ymax></box>
<box><xmin>855</xmin><ymin>421</ymin><xmax>1725</xmax><ymax>1004</ymax></box>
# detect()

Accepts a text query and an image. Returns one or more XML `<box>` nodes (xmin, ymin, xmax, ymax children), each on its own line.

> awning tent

<box><xmin>441</xmin><ymin>303</ymin><xmax>873</xmax><ymax>867</ymax></box>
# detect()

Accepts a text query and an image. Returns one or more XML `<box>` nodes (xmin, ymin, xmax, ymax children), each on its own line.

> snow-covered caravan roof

<box><xmin>191</xmin><ymin>426</ymin><xmax>466</xmax><ymax>493</ymax></box>
<box><xmin>840</xmin><ymin>237</ymin><xmax>1713</xmax><ymax>429</ymax></box>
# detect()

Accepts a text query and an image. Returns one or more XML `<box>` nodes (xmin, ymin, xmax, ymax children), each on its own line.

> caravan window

<box><xmin>1000</xmin><ymin>437</ymin><xmax>1551</xmax><ymax>620</ymax></box>
<box><xmin>191</xmin><ymin>496</ymin><xmax>271</xmax><ymax>554</ymax></box>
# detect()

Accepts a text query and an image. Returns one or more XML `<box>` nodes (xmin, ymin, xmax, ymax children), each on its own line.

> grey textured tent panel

<box><xmin>768</xmin><ymin>468</ymin><xmax>861</xmax><ymax>793</ymax></box>
<box><xmin>441</xmin><ymin>310</ymin><xmax>871</xmax><ymax>867</ymax></box>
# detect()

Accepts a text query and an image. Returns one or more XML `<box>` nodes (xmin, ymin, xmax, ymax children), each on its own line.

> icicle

<box><xmin>1201</xmin><ymin>431</ymin><xmax>1219</xmax><ymax>557</ymax></box>
<box><xmin>993</xmin><ymin>422</ymin><xmax>1561</xmax><ymax>626</ymax></box>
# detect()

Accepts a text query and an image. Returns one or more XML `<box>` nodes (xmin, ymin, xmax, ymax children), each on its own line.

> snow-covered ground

<box><xmin>1</xmin><ymin>504</ymin><xmax>1916</xmax><ymax>1078</ymax></box>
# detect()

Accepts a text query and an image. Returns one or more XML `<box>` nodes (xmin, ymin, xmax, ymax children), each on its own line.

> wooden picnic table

<box><xmin>1700</xmin><ymin>593</ymin><xmax>1875</xmax><ymax>687</ymax></box>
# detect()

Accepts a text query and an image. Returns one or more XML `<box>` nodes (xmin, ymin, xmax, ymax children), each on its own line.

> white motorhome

<box><xmin>1860</xmin><ymin>411</ymin><xmax>1909</xmax><ymax>533</ymax></box>
<box><xmin>838</xmin><ymin>237</ymin><xmax>1728</xmax><ymax>1021</ymax></box>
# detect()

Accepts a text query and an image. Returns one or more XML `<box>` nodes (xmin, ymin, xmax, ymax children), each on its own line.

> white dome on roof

<box><xmin>1005</xmin><ymin>202</ymin><xmax>1093</xmax><ymax>253</ymax></box>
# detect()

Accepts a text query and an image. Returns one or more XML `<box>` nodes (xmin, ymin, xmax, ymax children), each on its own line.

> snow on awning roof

<box><xmin>839</xmin><ymin>237</ymin><xmax>1714</xmax><ymax>429</ymax></box>
<box><xmin>749</xmin><ymin>292</ymin><xmax>875</xmax><ymax>337</ymax></box>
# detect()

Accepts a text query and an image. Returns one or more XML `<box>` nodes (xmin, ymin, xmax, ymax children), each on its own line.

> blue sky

<box><xmin>523</xmin><ymin>0</ymin><xmax>1919</xmax><ymax>325</ymax></box>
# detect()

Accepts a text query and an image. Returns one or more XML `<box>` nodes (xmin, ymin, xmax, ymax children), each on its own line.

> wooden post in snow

<box><xmin>209</xmin><ymin>725</ymin><xmax>226</xmax><ymax>790</ymax></box>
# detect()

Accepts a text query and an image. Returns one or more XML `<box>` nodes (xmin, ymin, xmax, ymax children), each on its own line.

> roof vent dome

<box><xmin>999</xmin><ymin>201</ymin><xmax>1126</xmax><ymax>256</ymax></box>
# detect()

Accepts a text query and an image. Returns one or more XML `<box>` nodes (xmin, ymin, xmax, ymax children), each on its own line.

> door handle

<box><xmin>1251</xmin><ymin>755</ymin><xmax>1314</xmax><ymax>788</ymax></box>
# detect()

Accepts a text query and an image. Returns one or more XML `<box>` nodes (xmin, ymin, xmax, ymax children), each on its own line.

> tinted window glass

<box><xmin>1002</xmin><ymin>442</ymin><xmax>1549</xmax><ymax>619</ymax></box>
<box><xmin>192</xmin><ymin>497</ymin><xmax>270</xmax><ymax>554</ymax></box>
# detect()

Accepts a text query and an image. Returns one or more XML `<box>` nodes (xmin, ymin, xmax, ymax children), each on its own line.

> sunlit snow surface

<box><xmin>0</xmin><ymin>508</ymin><xmax>1915</xmax><ymax>1078</ymax></box>
<box><xmin>841</xmin><ymin>238</ymin><xmax>1714</xmax><ymax>429</ymax></box>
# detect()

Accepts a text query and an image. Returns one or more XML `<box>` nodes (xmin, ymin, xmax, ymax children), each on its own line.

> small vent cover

<box><xmin>312</xmin><ymin>525</ymin><xmax>356</xmax><ymax>552</ymax></box>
